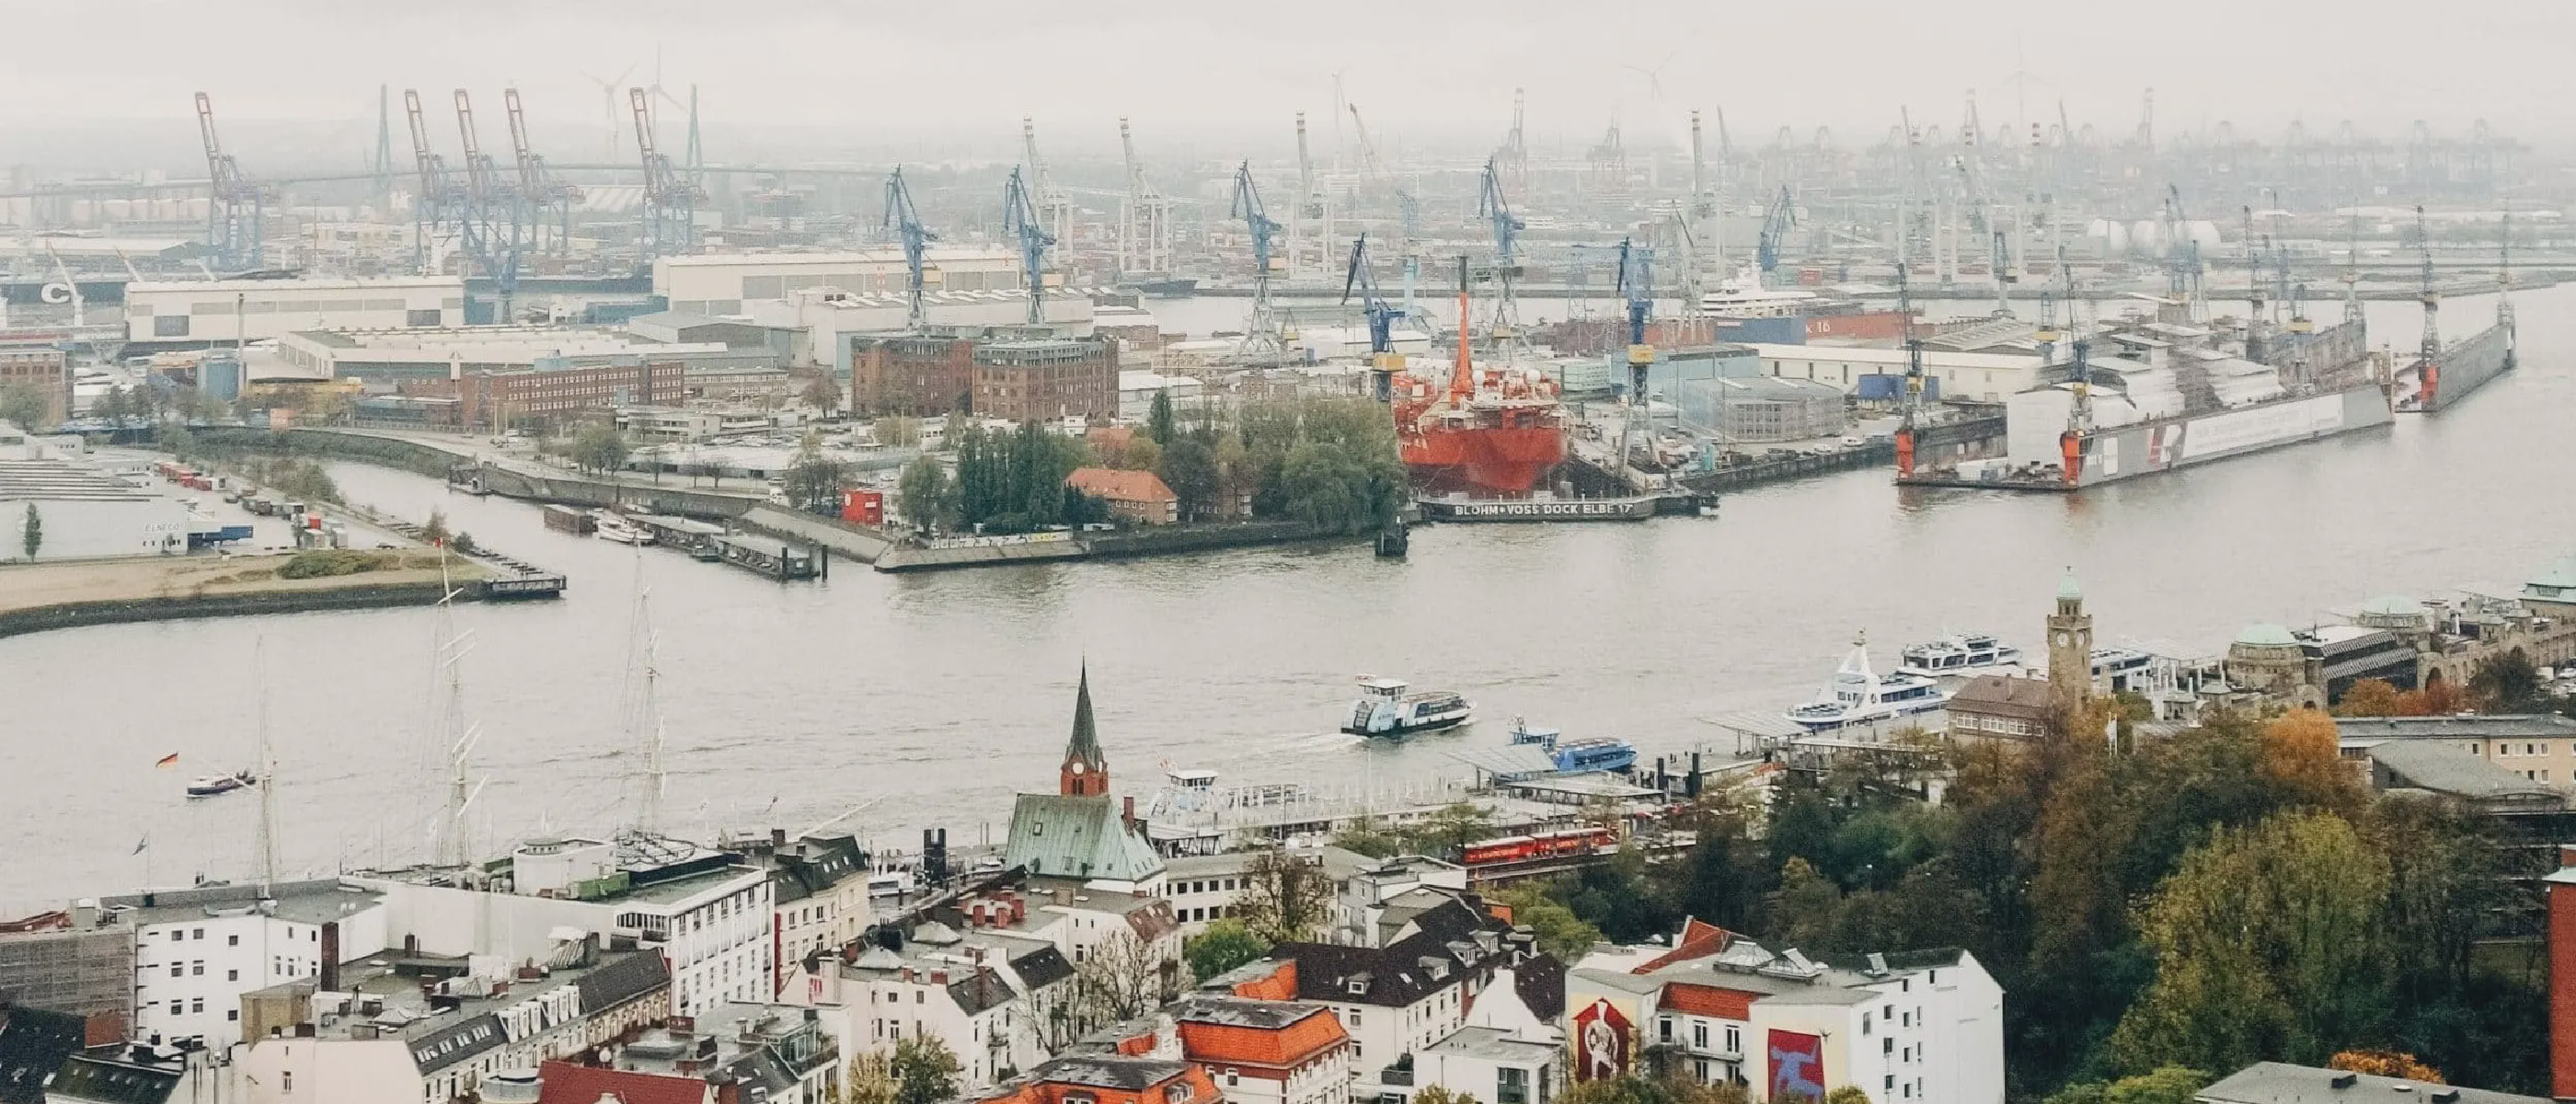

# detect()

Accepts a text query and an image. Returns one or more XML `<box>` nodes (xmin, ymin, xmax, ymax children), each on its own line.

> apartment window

<box><xmin>227</xmin><ymin>970</ymin><xmax>238</xmax><ymax>982</ymax></box>
<box><xmin>1499</xmin><ymin>1066</ymin><xmax>1531</xmax><ymax>1104</ymax></box>
<box><xmin>192</xmin><ymin>928</ymin><xmax>205</xmax><ymax>940</ymax></box>
<box><xmin>282</xmin><ymin>1072</ymin><xmax>293</xmax><ymax>1094</ymax></box>
<box><xmin>228</xmin><ymin>935</ymin><xmax>239</xmax><ymax>947</ymax></box>
<box><xmin>1863</xmin><ymin>1013</ymin><xmax>1872</xmax><ymax>1035</ymax></box>
<box><xmin>155</xmin><ymin>316</ymin><xmax>190</xmax><ymax>338</ymax></box>
<box><xmin>1887</xmin><ymin>1077</ymin><xmax>1895</xmax><ymax>1092</ymax></box>
<box><xmin>191</xmin><ymin>961</ymin><xmax>204</xmax><ymax>976</ymax></box>
<box><xmin>168</xmin><ymin>1001</ymin><xmax>182</xmax><ymax>1015</ymax></box>
<box><xmin>1885</xmin><ymin>1039</ymin><xmax>1894</xmax><ymax>1054</ymax></box>
<box><xmin>1725</xmin><ymin>1027</ymin><xmax>1741</xmax><ymax>1053</ymax></box>
<box><xmin>227</xmin><ymin>1010</ymin><xmax>239</xmax><ymax>1022</ymax></box>
<box><xmin>1693</xmin><ymin>1023</ymin><xmax>1708</xmax><ymax>1050</ymax></box>
<box><xmin>190</xmin><ymin>999</ymin><xmax>203</xmax><ymax>1013</ymax></box>
<box><xmin>170</xmin><ymin>964</ymin><xmax>183</xmax><ymax>978</ymax></box>
<box><xmin>1659</xmin><ymin>1018</ymin><xmax>1674</xmax><ymax>1042</ymax></box>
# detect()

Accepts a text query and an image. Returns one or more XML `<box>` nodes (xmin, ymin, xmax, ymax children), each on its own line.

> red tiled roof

<box><xmin>1631</xmin><ymin>917</ymin><xmax>1734</xmax><ymax>974</ymax></box>
<box><xmin>535</xmin><ymin>1060</ymin><xmax>703</xmax><ymax>1104</ymax></box>
<box><xmin>1229</xmin><ymin>960</ymin><xmax>1298</xmax><ymax>1002</ymax></box>
<box><xmin>1659</xmin><ymin>982</ymin><xmax>1757</xmax><ymax>1020</ymax></box>
<box><xmin>1066</xmin><ymin>467</ymin><xmax>1177</xmax><ymax>504</ymax></box>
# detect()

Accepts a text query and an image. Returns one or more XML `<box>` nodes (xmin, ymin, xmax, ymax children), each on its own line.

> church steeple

<box><xmin>1061</xmin><ymin>663</ymin><xmax>1110</xmax><ymax>798</ymax></box>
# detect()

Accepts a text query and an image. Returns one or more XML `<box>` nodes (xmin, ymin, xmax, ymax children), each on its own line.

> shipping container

<box><xmin>542</xmin><ymin>505</ymin><xmax>598</xmax><ymax>535</ymax></box>
<box><xmin>840</xmin><ymin>489</ymin><xmax>885</xmax><ymax>526</ymax></box>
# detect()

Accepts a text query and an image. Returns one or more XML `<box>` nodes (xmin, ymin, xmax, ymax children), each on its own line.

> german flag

<box><xmin>155</xmin><ymin>753</ymin><xmax>179</xmax><ymax>769</ymax></box>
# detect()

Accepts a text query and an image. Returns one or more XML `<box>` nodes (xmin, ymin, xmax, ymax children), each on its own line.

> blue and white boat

<box><xmin>1509</xmin><ymin>720</ymin><xmax>1638</xmax><ymax>774</ymax></box>
<box><xmin>1343</xmin><ymin>676</ymin><xmax>1473</xmax><ymax>738</ymax></box>
<box><xmin>1782</xmin><ymin>633</ymin><xmax>1951</xmax><ymax>732</ymax></box>
<box><xmin>1895</xmin><ymin>633</ymin><xmax>2022</xmax><ymax>678</ymax></box>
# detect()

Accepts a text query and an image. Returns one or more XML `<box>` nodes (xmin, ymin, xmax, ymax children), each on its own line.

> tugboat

<box><xmin>1781</xmin><ymin>632</ymin><xmax>1951</xmax><ymax>733</ymax></box>
<box><xmin>1342</xmin><ymin>676</ymin><xmax>1473</xmax><ymax>738</ymax></box>
<box><xmin>1894</xmin><ymin>633</ymin><xmax>2022</xmax><ymax>678</ymax></box>
<box><xmin>1509</xmin><ymin>719</ymin><xmax>1637</xmax><ymax>774</ymax></box>
<box><xmin>186</xmin><ymin>770</ymin><xmax>258</xmax><ymax>798</ymax></box>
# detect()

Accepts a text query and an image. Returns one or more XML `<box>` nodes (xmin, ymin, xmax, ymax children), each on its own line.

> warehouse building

<box><xmin>747</xmin><ymin>285</ymin><xmax>1097</xmax><ymax>371</ymax></box>
<box><xmin>853</xmin><ymin>334</ymin><xmax>1119</xmax><ymax>422</ymax></box>
<box><xmin>122</xmin><ymin>275</ymin><xmax>463</xmax><ymax>348</ymax></box>
<box><xmin>1751</xmin><ymin>344</ymin><xmax>2044</xmax><ymax>400</ymax></box>
<box><xmin>656</xmin><ymin>247</ymin><xmax>1029</xmax><ymax>316</ymax></box>
<box><xmin>398</xmin><ymin>359</ymin><xmax>685</xmax><ymax>431</ymax></box>
<box><xmin>273</xmin><ymin>325</ymin><xmax>741</xmax><ymax>391</ymax></box>
<box><xmin>0</xmin><ymin>435</ymin><xmax>189</xmax><ymax>560</ymax></box>
<box><xmin>1672</xmin><ymin>375</ymin><xmax>1848</xmax><ymax>442</ymax></box>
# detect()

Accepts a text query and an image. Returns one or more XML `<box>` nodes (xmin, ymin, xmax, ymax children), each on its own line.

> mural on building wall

<box><xmin>1571</xmin><ymin>998</ymin><xmax>1633</xmax><ymax>1082</ymax></box>
<box><xmin>1767</xmin><ymin>1029</ymin><xmax>1824</xmax><ymax>1102</ymax></box>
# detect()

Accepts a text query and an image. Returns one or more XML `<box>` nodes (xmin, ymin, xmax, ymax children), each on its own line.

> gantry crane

<box><xmin>1020</xmin><ymin>118</ymin><xmax>1075</xmax><ymax>249</ymax></box>
<box><xmin>2239</xmin><ymin>205</ymin><xmax>2266</xmax><ymax>363</ymax></box>
<box><xmin>2412</xmin><ymin>203</ymin><xmax>2441</xmax><ymax>404</ymax></box>
<box><xmin>631</xmin><ymin>86</ymin><xmax>702</xmax><ymax>261</ymax></box>
<box><xmin>2060</xmin><ymin>270</ymin><xmax>2098</xmax><ymax>486</ymax></box>
<box><xmin>506</xmin><ymin>88</ymin><xmax>582</xmax><ymax>259</ymax></box>
<box><xmin>403</xmin><ymin>88</ymin><xmax>467</xmax><ymax>275</ymax></box>
<box><xmin>1477</xmin><ymin>157</ymin><xmax>1528</xmax><ymax>354</ymax></box>
<box><xmin>453</xmin><ymin>89</ymin><xmax>526</xmax><ymax>322</ymax></box>
<box><xmin>1755</xmin><ymin>185</ymin><xmax>1796</xmax><ymax>288</ymax></box>
<box><xmin>1892</xmin><ymin>261</ymin><xmax>1928</xmax><ymax>479</ymax></box>
<box><xmin>195</xmin><ymin>93</ymin><xmax>272</xmax><ymax>270</ymax></box>
<box><xmin>1117</xmin><ymin>119</ymin><xmax>1171</xmax><ymax>277</ymax></box>
<box><xmin>1340</xmin><ymin>233</ymin><xmax>1405</xmax><ymax>402</ymax></box>
<box><xmin>1614</xmin><ymin>238</ymin><xmax>1659</xmax><ymax>489</ymax></box>
<box><xmin>1229</xmin><ymin>162</ymin><xmax>1286</xmax><ymax>363</ymax></box>
<box><xmin>1346</xmin><ymin>104</ymin><xmax>1420</xmax><ymax>249</ymax></box>
<box><xmin>1291</xmin><ymin>113</ymin><xmax>1333</xmax><ymax>280</ymax></box>
<box><xmin>1002</xmin><ymin>167</ymin><xmax>1055</xmax><ymax>327</ymax></box>
<box><xmin>882</xmin><ymin>167</ymin><xmax>935</xmax><ymax>330</ymax></box>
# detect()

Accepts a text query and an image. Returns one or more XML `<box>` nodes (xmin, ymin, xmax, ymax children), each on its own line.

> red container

<box><xmin>841</xmin><ymin>489</ymin><xmax>884</xmax><ymax>525</ymax></box>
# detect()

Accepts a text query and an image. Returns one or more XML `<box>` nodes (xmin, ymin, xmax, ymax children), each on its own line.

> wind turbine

<box><xmin>581</xmin><ymin>64</ymin><xmax>638</xmax><ymax>160</ymax></box>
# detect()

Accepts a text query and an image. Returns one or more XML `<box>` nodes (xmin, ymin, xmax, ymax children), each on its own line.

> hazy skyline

<box><xmin>5</xmin><ymin>0</ymin><xmax>2569</xmax><ymax>163</ymax></box>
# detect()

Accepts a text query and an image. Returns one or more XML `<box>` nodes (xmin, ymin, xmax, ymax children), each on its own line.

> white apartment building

<box><xmin>788</xmin><ymin>922</ymin><xmax>1075</xmax><ymax>1088</ymax></box>
<box><xmin>357</xmin><ymin>837</ymin><xmax>774</xmax><ymax>1019</ymax></box>
<box><xmin>106</xmin><ymin>880</ymin><xmax>389</xmax><ymax>1052</ymax></box>
<box><xmin>124</xmin><ymin>276</ymin><xmax>462</xmax><ymax>345</ymax></box>
<box><xmin>1568</xmin><ymin>926</ymin><xmax>2005</xmax><ymax>1104</ymax></box>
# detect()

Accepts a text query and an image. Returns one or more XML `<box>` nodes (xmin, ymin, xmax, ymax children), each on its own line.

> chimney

<box><xmin>930</xmin><ymin>970</ymin><xmax>949</xmax><ymax>985</ymax></box>
<box><xmin>319</xmin><ymin>922</ymin><xmax>340</xmax><ymax>993</ymax></box>
<box><xmin>1122</xmin><ymin>796</ymin><xmax>1137</xmax><ymax>829</ymax></box>
<box><xmin>772</xmin><ymin>828</ymin><xmax>788</xmax><ymax>850</ymax></box>
<box><xmin>2553</xmin><ymin>845</ymin><xmax>2576</xmax><ymax>1099</ymax></box>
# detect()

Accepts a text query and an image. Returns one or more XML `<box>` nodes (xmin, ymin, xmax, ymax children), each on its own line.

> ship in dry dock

<box><xmin>2395</xmin><ymin>206</ymin><xmax>2518</xmax><ymax>414</ymax></box>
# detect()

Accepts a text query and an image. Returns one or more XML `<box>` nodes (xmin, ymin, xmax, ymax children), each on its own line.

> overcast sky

<box><xmin>6</xmin><ymin>1</ymin><xmax>2569</xmax><ymax>162</ymax></box>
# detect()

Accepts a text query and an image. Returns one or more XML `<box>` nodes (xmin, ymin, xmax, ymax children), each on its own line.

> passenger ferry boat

<box><xmin>1509</xmin><ymin>719</ymin><xmax>1638</xmax><ymax>774</ymax></box>
<box><xmin>1895</xmin><ymin>633</ymin><xmax>2022</xmax><ymax>678</ymax></box>
<box><xmin>1343</xmin><ymin>676</ymin><xmax>1473</xmax><ymax>738</ymax></box>
<box><xmin>1781</xmin><ymin>634</ymin><xmax>1951</xmax><ymax>732</ymax></box>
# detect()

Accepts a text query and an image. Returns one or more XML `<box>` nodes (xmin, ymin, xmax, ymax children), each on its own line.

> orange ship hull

<box><xmin>1403</xmin><ymin>426</ymin><xmax>1566</xmax><ymax>495</ymax></box>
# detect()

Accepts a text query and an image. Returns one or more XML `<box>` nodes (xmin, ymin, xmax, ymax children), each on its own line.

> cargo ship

<box><xmin>1901</xmin><ymin>308</ymin><xmax>2389</xmax><ymax>492</ymax></box>
<box><xmin>1394</xmin><ymin>281</ymin><xmax>1567</xmax><ymax>496</ymax></box>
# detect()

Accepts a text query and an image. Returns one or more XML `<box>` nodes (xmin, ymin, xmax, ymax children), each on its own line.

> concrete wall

<box><xmin>125</xmin><ymin>277</ymin><xmax>461</xmax><ymax>344</ymax></box>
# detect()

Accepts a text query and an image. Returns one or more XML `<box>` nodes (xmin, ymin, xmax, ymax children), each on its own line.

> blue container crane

<box><xmin>1340</xmin><ymin>233</ymin><xmax>1406</xmax><ymax>402</ymax></box>
<box><xmin>1002</xmin><ymin>167</ymin><xmax>1056</xmax><ymax>326</ymax></box>
<box><xmin>1756</xmin><ymin>185</ymin><xmax>1796</xmax><ymax>286</ymax></box>
<box><xmin>881</xmin><ymin>167</ymin><xmax>936</xmax><ymax>330</ymax></box>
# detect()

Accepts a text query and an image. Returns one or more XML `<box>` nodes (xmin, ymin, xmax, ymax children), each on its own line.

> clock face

<box><xmin>2053</xmin><ymin>632</ymin><xmax>2070</xmax><ymax>646</ymax></box>
<box><xmin>1071</xmin><ymin>762</ymin><xmax>1087</xmax><ymax>775</ymax></box>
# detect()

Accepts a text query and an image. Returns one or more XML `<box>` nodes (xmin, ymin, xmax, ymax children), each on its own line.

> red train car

<box><xmin>1460</xmin><ymin>826</ymin><xmax>1616</xmax><ymax>867</ymax></box>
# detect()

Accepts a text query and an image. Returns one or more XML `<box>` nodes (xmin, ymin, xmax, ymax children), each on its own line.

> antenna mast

<box><xmin>622</xmin><ymin>580</ymin><xmax>669</xmax><ymax>835</ymax></box>
<box><xmin>255</xmin><ymin>639</ymin><xmax>279</xmax><ymax>891</ymax></box>
<box><xmin>432</xmin><ymin>553</ymin><xmax>482</xmax><ymax>868</ymax></box>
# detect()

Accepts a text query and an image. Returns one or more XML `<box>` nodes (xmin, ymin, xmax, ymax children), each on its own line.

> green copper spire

<box><xmin>1065</xmin><ymin>662</ymin><xmax>1106</xmax><ymax>773</ymax></box>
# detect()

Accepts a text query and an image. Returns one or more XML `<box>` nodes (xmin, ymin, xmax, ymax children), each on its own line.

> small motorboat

<box><xmin>187</xmin><ymin>771</ymin><xmax>258</xmax><ymax>798</ymax></box>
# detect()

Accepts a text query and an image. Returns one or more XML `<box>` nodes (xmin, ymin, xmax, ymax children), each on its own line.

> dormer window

<box><xmin>1347</xmin><ymin>979</ymin><xmax>1368</xmax><ymax>995</ymax></box>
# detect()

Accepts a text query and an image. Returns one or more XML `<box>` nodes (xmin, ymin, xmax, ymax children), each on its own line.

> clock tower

<box><xmin>1061</xmin><ymin>663</ymin><xmax>1110</xmax><ymax>798</ymax></box>
<box><xmin>2048</xmin><ymin>568</ymin><xmax>2094</xmax><ymax>707</ymax></box>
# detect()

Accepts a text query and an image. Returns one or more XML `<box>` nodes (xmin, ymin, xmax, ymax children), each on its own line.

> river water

<box><xmin>4</xmin><ymin>290</ymin><xmax>2569</xmax><ymax>913</ymax></box>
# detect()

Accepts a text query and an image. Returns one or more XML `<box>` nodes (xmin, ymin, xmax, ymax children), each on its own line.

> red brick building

<box><xmin>852</xmin><ymin>334</ymin><xmax>1118</xmax><ymax>422</ymax></box>
<box><xmin>401</xmin><ymin>360</ymin><xmax>682</xmax><ymax>431</ymax></box>
<box><xmin>1066</xmin><ymin>467</ymin><xmax>1179</xmax><ymax>525</ymax></box>
<box><xmin>0</xmin><ymin>337</ymin><xmax>72</xmax><ymax>427</ymax></box>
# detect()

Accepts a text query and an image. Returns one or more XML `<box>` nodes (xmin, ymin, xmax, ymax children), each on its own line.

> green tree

<box><xmin>897</xmin><ymin>454</ymin><xmax>950</xmax><ymax>532</ymax></box>
<box><xmin>20</xmin><ymin>502</ymin><xmax>41</xmax><ymax>560</ymax></box>
<box><xmin>1277</xmin><ymin>441</ymin><xmax>1365</xmax><ymax>533</ymax></box>
<box><xmin>570</xmin><ymin>424</ymin><xmax>631</xmax><ymax>475</ymax></box>
<box><xmin>2111</xmin><ymin>811</ymin><xmax>2393</xmax><ymax>1074</ymax></box>
<box><xmin>1823</xmin><ymin>1087</ymin><xmax>1872</xmax><ymax>1104</ymax></box>
<box><xmin>784</xmin><ymin>431</ymin><xmax>852</xmax><ymax>512</ymax></box>
<box><xmin>421</xmin><ymin>509</ymin><xmax>452</xmax><ymax>547</ymax></box>
<box><xmin>890</xmin><ymin>1036</ymin><xmax>961</xmax><ymax>1104</ymax></box>
<box><xmin>161</xmin><ymin>422</ymin><xmax>197</xmax><ymax>460</ymax></box>
<box><xmin>1184</xmin><ymin>917</ymin><xmax>1269</xmax><ymax>982</ymax></box>
<box><xmin>873</xmin><ymin>414</ymin><xmax>922</xmax><ymax>448</ymax></box>
<box><xmin>0</xmin><ymin>382</ymin><xmax>53</xmax><ymax>431</ymax></box>
<box><xmin>1555</xmin><ymin>1075</ymin><xmax>1674</xmax><ymax>1104</ymax></box>
<box><xmin>2469</xmin><ymin>648</ymin><xmax>2545</xmax><ymax>712</ymax></box>
<box><xmin>1158</xmin><ymin>438</ymin><xmax>1220</xmax><ymax>523</ymax></box>
<box><xmin>2042</xmin><ymin>1067</ymin><xmax>2209</xmax><ymax>1104</ymax></box>
<box><xmin>1331</xmin><ymin>815</ymin><xmax>1403</xmax><ymax>859</ymax></box>
<box><xmin>97</xmin><ymin>385</ymin><xmax>130</xmax><ymax>429</ymax></box>
<box><xmin>841</xmin><ymin>1050</ymin><xmax>896</xmax><ymax>1104</ymax></box>
<box><xmin>1402</xmin><ymin>801</ymin><xmax>1495</xmax><ymax>858</ymax></box>
<box><xmin>1147</xmin><ymin>387</ymin><xmax>1178</xmax><ymax>445</ymax></box>
<box><xmin>1415</xmin><ymin>1088</ymin><xmax>1484</xmax><ymax>1104</ymax></box>
<box><xmin>1234</xmin><ymin>848</ymin><xmax>1334</xmax><ymax>944</ymax></box>
<box><xmin>799</xmin><ymin>374</ymin><xmax>845</xmax><ymax>416</ymax></box>
<box><xmin>1490</xmin><ymin>883</ymin><xmax>1604</xmax><ymax>961</ymax></box>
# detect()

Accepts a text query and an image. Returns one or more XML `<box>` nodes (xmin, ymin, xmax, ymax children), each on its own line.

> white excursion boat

<box><xmin>1782</xmin><ymin>633</ymin><xmax>1951</xmax><ymax>732</ymax></box>
<box><xmin>594</xmin><ymin>513</ymin><xmax>653</xmax><ymax>546</ymax></box>
<box><xmin>1342</xmin><ymin>676</ymin><xmax>1473</xmax><ymax>739</ymax></box>
<box><xmin>1895</xmin><ymin>633</ymin><xmax>2023</xmax><ymax>678</ymax></box>
<box><xmin>1698</xmin><ymin>262</ymin><xmax>1823</xmax><ymax>318</ymax></box>
<box><xmin>186</xmin><ymin>770</ymin><xmax>257</xmax><ymax>798</ymax></box>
